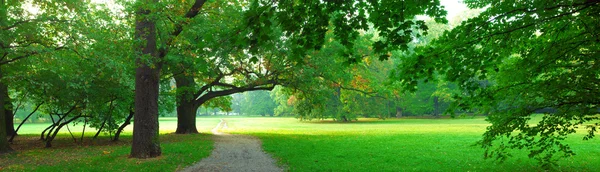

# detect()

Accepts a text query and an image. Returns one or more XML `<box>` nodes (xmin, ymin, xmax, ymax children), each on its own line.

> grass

<box><xmin>222</xmin><ymin>116</ymin><xmax>600</xmax><ymax>171</ymax></box>
<box><xmin>1</xmin><ymin>117</ymin><xmax>220</xmax><ymax>172</ymax></box>
<box><xmin>3</xmin><ymin>115</ymin><xmax>599</xmax><ymax>171</ymax></box>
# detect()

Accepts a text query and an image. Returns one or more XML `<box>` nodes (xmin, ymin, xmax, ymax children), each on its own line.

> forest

<box><xmin>1</xmin><ymin>0</ymin><xmax>599</xmax><ymax>171</ymax></box>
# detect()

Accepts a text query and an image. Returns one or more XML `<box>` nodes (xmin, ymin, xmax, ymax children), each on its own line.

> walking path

<box><xmin>180</xmin><ymin>119</ymin><xmax>283</xmax><ymax>172</ymax></box>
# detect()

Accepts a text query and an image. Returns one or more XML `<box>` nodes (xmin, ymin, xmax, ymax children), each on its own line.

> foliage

<box><xmin>270</xmin><ymin>86</ymin><xmax>294</xmax><ymax>117</ymax></box>
<box><xmin>1</xmin><ymin>0</ymin><xmax>135</xmax><ymax>147</ymax></box>
<box><xmin>394</xmin><ymin>0</ymin><xmax>600</xmax><ymax>167</ymax></box>
<box><xmin>239</xmin><ymin>90</ymin><xmax>276</xmax><ymax>116</ymax></box>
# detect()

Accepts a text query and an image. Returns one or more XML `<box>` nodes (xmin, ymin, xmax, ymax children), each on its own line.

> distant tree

<box><xmin>271</xmin><ymin>86</ymin><xmax>294</xmax><ymax>116</ymax></box>
<box><xmin>241</xmin><ymin>91</ymin><xmax>276</xmax><ymax>116</ymax></box>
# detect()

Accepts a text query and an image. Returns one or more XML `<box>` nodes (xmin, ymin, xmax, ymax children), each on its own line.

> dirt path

<box><xmin>180</xmin><ymin>119</ymin><xmax>283</xmax><ymax>172</ymax></box>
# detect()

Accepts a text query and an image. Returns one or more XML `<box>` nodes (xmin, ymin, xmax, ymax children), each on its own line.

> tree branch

<box><xmin>0</xmin><ymin>46</ymin><xmax>66</xmax><ymax>65</ymax></box>
<box><xmin>1</xmin><ymin>18</ymin><xmax>69</xmax><ymax>31</ymax></box>
<box><xmin>339</xmin><ymin>85</ymin><xmax>387</xmax><ymax>99</ymax></box>
<box><xmin>161</xmin><ymin>0</ymin><xmax>208</xmax><ymax>57</ymax></box>
<box><xmin>195</xmin><ymin>80</ymin><xmax>278</xmax><ymax>105</ymax></box>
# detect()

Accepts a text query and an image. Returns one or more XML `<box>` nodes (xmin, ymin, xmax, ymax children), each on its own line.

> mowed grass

<box><xmin>222</xmin><ymin>117</ymin><xmax>600</xmax><ymax>171</ymax></box>
<box><xmin>1</xmin><ymin>117</ymin><xmax>221</xmax><ymax>172</ymax></box>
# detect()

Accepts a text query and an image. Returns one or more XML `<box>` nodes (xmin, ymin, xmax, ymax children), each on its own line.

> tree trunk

<box><xmin>9</xmin><ymin>103</ymin><xmax>42</xmax><ymax>142</ymax></box>
<box><xmin>130</xmin><ymin>0</ymin><xmax>161</xmax><ymax>159</ymax></box>
<box><xmin>0</xmin><ymin>68</ymin><xmax>13</xmax><ymax>153</ymax></box>
<box><xmin>175</xmin><ymin>102</ymin><xmax>199</xmax><ymax>134</ymax></box>
<box><xmin>93</xmin><ymin>116</ymin><xmax>108</xmax><ymax>139</ymax></box>
<box><xmin>433</xmin><ymin>96</ymin><xmax>440</xmax><ymax>117</ymax></box>
<box><xmin>1</xmin><ymin>79</ymin><xmax>14</xmax><ymax>136</ymax></box>
<box><xmin>396</xmin><ymin>107</ymin><xmax>403</xmax><ymax>118</ymax></box>
<box><xmin>5</xmin><ymin>109</ymin><xmax>14</xmax><ymax>136</ymax></box>
<box><xmin>174</xmin><ymin>74</ymin><xmax>199</xmax><ymax>134</ymax></box>
<box><xmin>113</xmin><ymin>110</ymin><xmax>134</xmax><ymax>141</ymax></box>
<box><xmin>46</xmin><ymin>115</ymin><xmax>81</xmax><ymax>148</ymax></box>
<box><xmin>0</xmin><ymin>3</ymin><xmax>12</xmax><ymax>152</ymax></box>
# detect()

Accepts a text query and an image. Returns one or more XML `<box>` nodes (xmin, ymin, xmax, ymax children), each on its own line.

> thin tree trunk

<box><xmin>40</xmin><ymin>124</ymin><xmax>54</xmax><ymax>140</ymax></box>
<box><xmin>46</xmin><ymin>115</ymin><xmax>81</xmax><ymax>148</ymax></box>
<box><xmin>66</xmin><ymin>124</ymin><xmax>76</xmax><ymax>142</ymax></box>
<box><xmin>93</xmin><ymin>115</ymin><xmax>108</xmax><ymax>139</ymax></box>
<box><xmin>45</xmin><ymin>115</ymin><xmax>68</xmax><ymax>141</ymax></box>
<box><xmin>113</xmin><ymin>110</ymin><xmax>134</xmax><ymax>141</ymax></box>
<box><xmin>42</xmin><ymin>105</ymin><xmax>76</xmax><ymax>141</ymax></box>
<box><xmin>81</xmin><ymin>117</ymin><xmax>87</xmax><ymax>142</ymax></box>
<box><xmin>174</xmin><ymin>74</ymin><xmax>199</xmax><ymax>134</ymax></box>
<box><xmin>10</xmin><ymin>102</ymin><xmax>42</xmax><ymax>142</ymax></box>
<box><xmin>131</xmin><ymin>0</ymin><xmax>161</xmax><ymax>158</ymax></box>
<box><xmin>433</xmin><ymin>96</ymin><xmax>439</xmax><ymax>117</ymax></box>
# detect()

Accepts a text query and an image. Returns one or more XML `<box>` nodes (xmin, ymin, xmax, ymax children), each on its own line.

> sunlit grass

<box><xmin>223</xmin><ymin>117</ymin><xmax>600</xmax><ymax>171</ymax></box>
<box><xmin>13</xmin><ymin>117</ymin><xmax>220</xmax><ymax>135</ymax></box>
<box><xmin>1</xmin><ymin>117</ymin><xmax>220</xmax><ymax>172</ymax></box>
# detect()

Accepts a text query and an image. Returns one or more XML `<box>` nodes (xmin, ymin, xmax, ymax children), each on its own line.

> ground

<box><xmin>1</xmin><ymin>116</ymin><xmax>599</xmax><ymax>171</ymax></box>
<box><xmin>181</xmin><ymin>119</ymin><xmax>282</xmax><ymax>172</ymax></box>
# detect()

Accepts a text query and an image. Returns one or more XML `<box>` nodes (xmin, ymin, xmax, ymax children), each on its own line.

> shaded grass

<box><xmin>1</xmin><ymin>117</ymin><xmax>220</xmax><ymax>172</ymax></box>
<box><xmin>223</xmin><ymin>117</ymin><xmax>600</xmax><ymax>171</ymax></box>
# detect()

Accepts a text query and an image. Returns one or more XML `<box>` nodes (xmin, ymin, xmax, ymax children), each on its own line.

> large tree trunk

<box><xmin>1</xmin><ymin>82</ymin><xmax>14</xmax><ymax>136</ymax></box>
<box><xmin>0</xmin><ymin>1</ymin><xmax>13</xmax><ymax>154</ymax></box>
<box><xmin>0</xmin><ymin>70</ymin><xmax>12</xmax><ymax>153</ymax></box>
<box><xmin>0</xmin><ymin>81</ymin><xmax>11</xmax><ymax>153</ymax></box>
<box><xmin>174</xmin><ymin>74</ymin><xmax>199</xmax><ymax>134</ymax></box>
<box><xmin>175</xmin><ymin>102</ymin><xmax>199</xmax><ymax>134</ymax></box>
<box><xmin>130</xmin><ymin>0</ymin><xmax>161</xmax><ymax>159</ymax></box>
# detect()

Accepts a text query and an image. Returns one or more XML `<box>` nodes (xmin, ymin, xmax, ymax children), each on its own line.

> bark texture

<box><xmin>130</xmin><ymin>0</ymin><xmax>161</xmax><ymax>158</ymax></box>
<box><xmin>396</xmin><ymin>107</ymin><xmax>403</xmax><ymax>118</ymax></box>
<box><xmin>0</xmin><ymin>69</ymin><xmax>13</xmax><ymax>153</ymax></box>
<box><xmin>0</xmin><ymin>1</ymin><xmax>13</xmax><ymax>154</ymax></box>
<box><xmin>1</xmin><ymin>80</ymin><xmax>14</xmax><ymax>136</ymax></box>
<box><xmin>175</xmin><ymin>74</ymin><xmax>199</xmax><ymax>134</ymax></box>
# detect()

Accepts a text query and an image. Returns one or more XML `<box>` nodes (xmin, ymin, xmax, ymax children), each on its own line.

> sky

<box><xmin>440</xmin><ymin>0</ymin><xmax>469</xmax><ymax>20</ymax></box>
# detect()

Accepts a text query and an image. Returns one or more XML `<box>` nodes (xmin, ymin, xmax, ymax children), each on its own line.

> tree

<box><xmin>8</xmin><ymin>4</ymin><xmax>135</xmax><ymax>146</ymax></box>
<box><xmin>271</xmin><ymin>86</ymin><xmax>294</xmax><ymax>116</ymax></box>
<box><xmin>0</xmin><ymin>1</ymin><xmax>10</xmax><ymax>153</ymax></box>
<box><xmin>128</xmin><ymin>0</ymin><xmax>446</xmax><ymax>157</ymax></box>
<box><xmin>130</xmin><ymin>0</ymin><xmax>162</xmax><ymax>158</ymax></box>
<box><xmin>394</xmin><ymin>0</ymin><xmax>600</xmax><ymax>167</ymax></box>
<box><xmin>0</xmin><ymin>0</ymin><xmax>88</xmax><ymax>153</ymax></box>
<box><xmin>240</xmin><ymin>90</ymin><xmax>276</xmax><ymax>116</ymax></box>
<box><xmin>151</xmin><ymin>0</ymin><xmax>448</xmax><ymax>133</ymax></box>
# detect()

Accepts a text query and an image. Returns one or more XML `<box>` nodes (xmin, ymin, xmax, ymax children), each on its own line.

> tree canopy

<box><xmin>2</xmin><ymin>0</ymin><xmax>596</xmax><ymax>168</ymax></box>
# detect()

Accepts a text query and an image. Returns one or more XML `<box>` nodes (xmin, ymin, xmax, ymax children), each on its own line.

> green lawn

<box><xmin>1</xmin><ymin>117</ymin><xmax>220</xmax><ymax>172</ymax></box>
<box><xmin>3</xmin><ymin>116</ymin><xmax>599</xmax><ymax>171</ymax></box>
<box><xmin>222</xmin><ymin>117</ymin><xmax>600</xmax><ymax>171</ymax></box>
